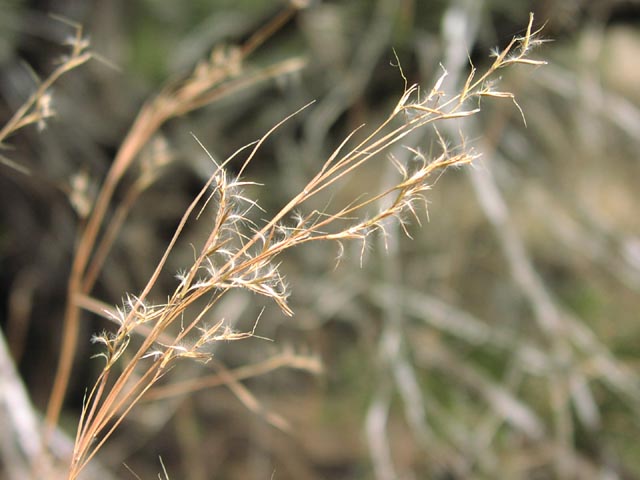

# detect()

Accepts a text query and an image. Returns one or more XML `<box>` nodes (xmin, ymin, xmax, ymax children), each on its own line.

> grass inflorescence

<box><xmin>1</xmin><ymin>8</ymin><xmax>545</xmax><ymax>479</ymax></box>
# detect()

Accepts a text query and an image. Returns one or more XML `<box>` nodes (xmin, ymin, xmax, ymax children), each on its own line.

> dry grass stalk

<box><xmin>64</xmin><ymin>13</ymin><xmax>544</xmax><ymax>479</ymax></box>
<box><xmin>0</xmin><ymin>18</ymin><xmax>91</xmax><ymax>173</ymax></box>
<box><xmin>43</xmin><ymin>2</ymin><xmax>308</xmax><ymax>442</ymax></box>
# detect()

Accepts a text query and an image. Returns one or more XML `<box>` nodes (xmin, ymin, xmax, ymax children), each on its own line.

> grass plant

<box><xmin>1</xmin><ymin>7</ymin><xmax>547</xmax><ymax>479</ymax></box>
